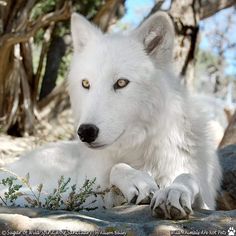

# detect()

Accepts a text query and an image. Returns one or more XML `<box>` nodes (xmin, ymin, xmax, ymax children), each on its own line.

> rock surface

<box><xmin>217</xmin><ymin>144</ymin><xmax>236</xmax><ymax>210</ymax></box>
<box><xmin>0</xmin><ymin>205</ymin><xmax>235</xmax><ymax>235</ymax></box>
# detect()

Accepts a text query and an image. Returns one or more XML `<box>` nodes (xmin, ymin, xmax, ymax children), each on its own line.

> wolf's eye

<box><xmin>82</xmin><ymin>79</ymin><xmax>90</xmax><ymax>89</ymax></box>
<box><xmin>114</xmin><ymin>79</ymin><xmax>129</xmax><ymax>90</ymax></box>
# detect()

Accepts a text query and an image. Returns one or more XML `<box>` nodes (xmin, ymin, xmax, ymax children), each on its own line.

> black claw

<box><xmin>183</xmin><ymin>206</ymin><xmax>191</xmax><ymax>215</ymax></box>
<box><xmin>149</xmin><ymin>190</ymin><xmax>155</xmax><ymax>199</ymax></box>
<box><xmin>138</xmin><ymin>196</ymin><xmax>151</xmax><ymax>205</ymax></box>
<box><xmin>150</xmin><ymin>201</ymin><xmax>155</xmax><ymax>210</ymax></box>
<box><xmin>169</xmin><ymin>206</ymin><xmax>181</xmax><ymax>220</ymax></box>
<box><xmin>153</xmin><ymin>206</ymin><xmax>165</xmax><ymax>218</ymax></box>
<box><xmin>130</xmin><ymin>195</ymin><xmax>138</xmax><ymax>204</ymax></box>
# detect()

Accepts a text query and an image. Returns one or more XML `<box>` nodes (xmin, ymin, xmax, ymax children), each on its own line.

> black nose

<box><xmin>77</xmin><ymin>124</ymin><xmax>99</xmax><ymax>143</ymax></box>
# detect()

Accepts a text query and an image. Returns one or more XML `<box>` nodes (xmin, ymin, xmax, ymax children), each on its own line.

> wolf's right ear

<box><xmin>133</xmin><ymin>12</ymin><xmax>175</xmax><ymax>65</ymax></box>
<box><xmin>71</xmin><ymin>13</ymin><xmax>101</xmax><ymax>52</ymax></box>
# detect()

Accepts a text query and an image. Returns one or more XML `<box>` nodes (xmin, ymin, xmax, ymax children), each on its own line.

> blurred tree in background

<box><xmin>0</xmin><ymin>0</ymin><xmax>235</xmax><ymax>140</ymax></box>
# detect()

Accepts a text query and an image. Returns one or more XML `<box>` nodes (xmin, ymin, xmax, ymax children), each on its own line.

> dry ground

<box><xmin>0</xmin><ymin>108</ymin><xmax>75</xmax><ymax>166</ymax></box>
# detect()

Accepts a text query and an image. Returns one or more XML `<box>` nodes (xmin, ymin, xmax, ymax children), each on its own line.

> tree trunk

<box><xmin>219</xmin><ymin>111</ymin><xmax>236</xmax><ymax>148</ymax></box>
<box><xmin>0</xmin><ymin>44</ymin><xmax>14</xmax><ymax>118</ymax></box>
<box><xmin>169</xmin><ymin>0</ymin><xmax>201</xmax><ymax>90</ymax></box>
<box><xmin>39</xmin><ymin>36</ymin><xmax>66</xmax><ymax>100</ymax></box>
<box><xmin>93</xmin><ymin>0</ymin><xmax>125</xmax><ymax>32</ymax></box>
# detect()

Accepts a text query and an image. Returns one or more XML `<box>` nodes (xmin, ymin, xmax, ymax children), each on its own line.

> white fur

<box><xmin>0</xmin><ymin>12</ymin><xmax>222</xmax><ymax>219</ymax></box>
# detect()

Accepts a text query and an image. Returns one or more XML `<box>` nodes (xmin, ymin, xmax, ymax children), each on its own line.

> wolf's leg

<box><xmin>110</xmin><ymin>163</ymin><xmax>159</xmax><ymax>204</ymax></box>
<box><xmin>150</xmin><ymin>173</ymin><xmax>207</xmax><ymax>220</ymax></box>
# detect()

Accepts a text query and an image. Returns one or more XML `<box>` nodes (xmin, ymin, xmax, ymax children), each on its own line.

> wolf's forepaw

<box><xmin>110</xmin><ymin>163</ymin><xmax>158</xmax><ymax>205</ymax></box>
<box><xmin>150</xmin><ymin>186</ymin><xmax>193</xmax><ymax>220</ymax></box>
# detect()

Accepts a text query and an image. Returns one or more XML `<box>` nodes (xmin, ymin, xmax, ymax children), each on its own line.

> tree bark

<box><xmin>200</xmin><ymin>0</ymin><xmax>236</xmax><ymax>20</ymax></box>
<box><xmin>168</xmin><ymin>0</ymin><xmax>201</xmax><ymax>89</ymax></box>
<box><xmin>93</xmin><ymin>0</ymin><xmax>125</xmax><ymax>32</ymax></box>
<box><xmin>33</xmin><ymin>23</ymin><xmax>55</xmax><ymax>104</ymax></box>
<box><xmin>39</xmin><ymin>36</ymin><xmax>66</xmax><ymax>100</ymax></box>
<box><xmin>20</xmin><ymin>42</ymin><xmax>34</xmax><ymax>88</ymax></box>
<box><xmin>219</xmin><ymin>111</ymin><xmax>236</xmax><ymax>148</ymax></box>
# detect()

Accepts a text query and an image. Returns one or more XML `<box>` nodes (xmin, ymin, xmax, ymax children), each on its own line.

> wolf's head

<box><xmin>69</xmin><ymin>12</ymin><xmax>175</xmax><ymax>150</ymax></box>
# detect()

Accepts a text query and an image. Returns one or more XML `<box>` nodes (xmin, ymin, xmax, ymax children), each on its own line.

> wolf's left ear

<box><xmin>71</xmin><ymin>13</ymin><xmax>101</xmax><ymax>52</ymax></box>
<box><xmin>133</xmin><ymin>12</ymin><xmax>175</xmax><ymax>65</ymax></box>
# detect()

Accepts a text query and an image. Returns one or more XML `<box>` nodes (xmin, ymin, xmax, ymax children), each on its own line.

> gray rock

<box><xmin>0</xmin><ymin>205</ymin><xmax>235</xmax><ymax>235</ymax></box>
<box><xmin>217</xmin><ymin>144</ymin><xmax>236</xmax><ymax>210</ymax></box>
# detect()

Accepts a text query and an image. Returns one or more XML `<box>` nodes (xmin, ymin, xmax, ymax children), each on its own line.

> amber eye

<box><xmin>114</xmin><ymin>78</ymin><xmax>129</xmax><ymax>90</ymax></box>
<box><xmin>82</xmin><ymin>79</ymin><xmax>90</xmax><ymax>89</ymax></box>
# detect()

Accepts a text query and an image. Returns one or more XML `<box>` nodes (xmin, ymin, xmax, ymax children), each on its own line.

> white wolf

<box><xmin>1</xmin><ymin>12</ymin><xmax>222</xmax><ymax>220</ymax></box>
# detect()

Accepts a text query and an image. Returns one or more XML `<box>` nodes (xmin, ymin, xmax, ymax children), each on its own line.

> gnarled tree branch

<box><xmin>200</xmin><ymin>0</ymin><xmax>236</xmax><ymax>20</ymax></box>
<box><xmin>0</xmin><ymin>1</ymin><xmax>71</xmax><ymax>48</ymax></box>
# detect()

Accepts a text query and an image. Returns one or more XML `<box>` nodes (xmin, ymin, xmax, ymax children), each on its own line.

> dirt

<box><xmin>0</xmin><ymin>108</ymin><xmax>75</xmax><ymax>166</ymax></box>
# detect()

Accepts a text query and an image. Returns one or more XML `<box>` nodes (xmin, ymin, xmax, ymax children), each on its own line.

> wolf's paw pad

<box><xmin>150</xmin><ymin>187</ymin><xmax>192</xmax><ymax>220</ymax></box>
<box><xmin>228</xmin><ymin>227</ymin><xmax>236</xmax><ymax>236</ymax></box>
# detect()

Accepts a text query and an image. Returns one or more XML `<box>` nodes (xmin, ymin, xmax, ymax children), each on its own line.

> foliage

<box><xmin>74</xmin><ymin>0</ymin><xmax>105</xmax><ymax>19</ymax></box>
<box><xmin>44</xmin><ymin>176</ymin><xmax>71</xmax><ymax>209</ymax></box>
<box><xmin>0</xmin><ymin>177</ymin><xmax>22</xmax><ymax>206</ymax></box>
<box><xmin>32</xmin><ymin>0</ymin><xmax>105</xmax><ymax>43</ymax></box>
<box><xmin>0</xmin><ymin>172</ymin><xmax>101</xmax><ymax>211</ymax></box>
<box><xmin>65</xmin><ymin>178</ymin><xmax>97</xmax><ymax>211</ymax></box>
<box><xmin>195</xmin><ymin>48</ymin><xmax>236</xmax><ymax>99</ymax></box>
<box><xmin>57</xmin><ymin>46</ymin><xmax>72</xmax><ymax>83</ymax></box>
<box><xmin>31</xmin><ymin>0</ymin><xmax>57</xmax><ymax>20</ymax></box>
